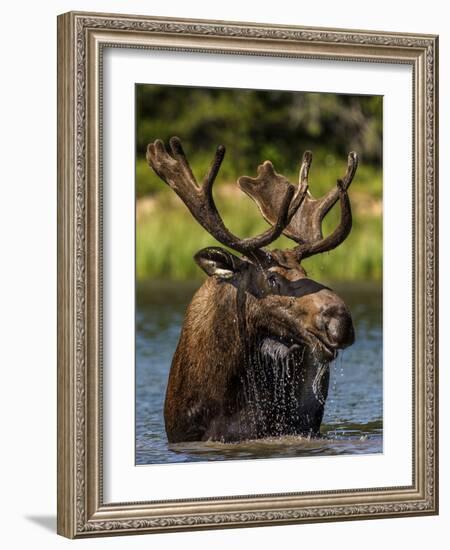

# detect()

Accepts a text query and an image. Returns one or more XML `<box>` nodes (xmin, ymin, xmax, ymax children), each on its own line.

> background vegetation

<box><xmin>136</xmin><ymin>85</ymin><xmax>382</xmax><ymax>282</ymax></box>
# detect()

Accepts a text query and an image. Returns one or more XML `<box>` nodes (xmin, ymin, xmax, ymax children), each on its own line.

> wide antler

<box><xmin>238</xmin><ymin>151</ymin><xmax>358</xmax><ymax>260</ymax></box>
<box><xmin>146</xmin><ymin>137</ymin><xmax>308</xmax><ymax>262</ymax></box>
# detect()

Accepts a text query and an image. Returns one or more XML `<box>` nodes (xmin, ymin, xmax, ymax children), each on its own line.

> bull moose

<box><xmin>146</xmin><ymin>137</ymin><xmax>358</xmax><ymax>443</ymax></box>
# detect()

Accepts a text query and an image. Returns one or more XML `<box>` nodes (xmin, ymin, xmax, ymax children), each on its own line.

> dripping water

<box><xmin>238</xmin><ymin>338</ymin><xmax>333</xmax><ymax>440</ymax></box>
<box><xmin>325</xmin><ymin>351</ymin><xmax>345</xmax><ymax>440</ymax></box>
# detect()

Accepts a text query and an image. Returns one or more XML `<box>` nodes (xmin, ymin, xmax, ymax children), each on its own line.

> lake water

<box><xmin>136</xmin><ymin>280</ymin><xmax>382</xmax><ymax>464</ymax></box>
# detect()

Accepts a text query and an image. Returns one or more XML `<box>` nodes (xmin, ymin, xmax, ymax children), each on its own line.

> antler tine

<box><xmin>292</xmin><ymin>152</ymin><xmax>358</xmax><ymax>259</ymax></box>
<box><xmin>146</xmin><ymin>138</ymin><xmax>199</xmax><ymax>199</ymax></box>
<box><xmin>202</xmin><ymin>143</ymin><xmax>226</xmax><ymax>194</ymax></box>
<box><xmin>294</xmin><ymin>179</ymin><xmax>352</xmax><ymax>260</ymax></box>
<box><xmin>313</xmin><ymin>151</ymin><xmax>358</xmax><ymax>221</ymax></box>
<box><xmin>342</xmin><ymin>151</ymin><xmax>358</xmax><ymax>189</ymax></box>
<box><xmin>146</xmin><ymin>137</ymin><xmax>304</xmax><ymax>262</ymax></box>
<box><xmin>167</xmin><ymin>136</ymin><xmax>198</xmax><ymax>185</ymax></box>
<box><xmin>299</xmin><ymin>150</ymin><xmax>312</xmax><ymax>186</ymax></box>
<box><xmin>286</xmin><ymin>151</ymin><xmax>311</xmax><ymax>219</ymax></box>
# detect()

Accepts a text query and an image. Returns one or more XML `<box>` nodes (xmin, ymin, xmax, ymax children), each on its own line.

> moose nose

<box><xmin>319</xmin><ymin>305</ymin><xmax>355</xmax><ymax>348</ymax></box>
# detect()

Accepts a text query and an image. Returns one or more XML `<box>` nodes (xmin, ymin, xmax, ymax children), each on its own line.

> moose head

<box><xmin>146</xmin><ymin>137</ymin><xmax>358</xmax><ymax>443</ymax></box>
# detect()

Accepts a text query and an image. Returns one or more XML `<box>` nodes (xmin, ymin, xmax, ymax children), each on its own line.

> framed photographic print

<box><xmin>57</xmin><ymin>11</ymin><xmax>439</xmax><ymax>538</ymax></box>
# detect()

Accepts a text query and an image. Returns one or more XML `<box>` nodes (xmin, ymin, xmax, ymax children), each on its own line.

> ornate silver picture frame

<box><xmin>57</xmin><ymin>11</ymin><xmax>438</xmax><ymax>538</ymax></box>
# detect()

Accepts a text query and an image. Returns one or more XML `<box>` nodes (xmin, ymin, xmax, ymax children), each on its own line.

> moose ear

<box><xmin>194</xmin><ymin>247</ymin><xmax>244</xmax><ymax>279</ymax></box>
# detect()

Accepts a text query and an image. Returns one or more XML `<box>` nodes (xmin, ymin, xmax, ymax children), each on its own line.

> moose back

<box><xmin>147</xmin><ymin>137</ymin><xmax>357</xmax><ymax>443</ymax></box>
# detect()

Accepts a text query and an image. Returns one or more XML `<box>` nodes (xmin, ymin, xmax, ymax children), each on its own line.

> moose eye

<box><xmin>267</xmin><ymin>273</ymin><xmax>280</xmax><ymax>292</ymax></box>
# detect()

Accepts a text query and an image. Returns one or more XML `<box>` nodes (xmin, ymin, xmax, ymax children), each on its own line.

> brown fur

<box><xmin>164</xmin><ymin>278</ymin><xmax>243</xmax><ymax>442</ymax></box>
<box><xmin>164</xmin><ymin>256</ymin><xmax>354</xmax><ymax>443</ymax></box>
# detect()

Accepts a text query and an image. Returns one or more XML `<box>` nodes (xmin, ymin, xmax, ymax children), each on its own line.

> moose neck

<box><xmin>177</xmin><ymin>278</ymin><xmax>249</xmax><ymax>388</ymax></box>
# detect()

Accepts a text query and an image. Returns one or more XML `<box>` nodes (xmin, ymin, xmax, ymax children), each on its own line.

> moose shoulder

<box><xmin>146</xmin><ymin>137</ymin><xmax>357</xmax><ymax>443</ymax></box>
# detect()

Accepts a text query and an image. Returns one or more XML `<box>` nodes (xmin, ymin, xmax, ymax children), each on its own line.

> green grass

<box><xmin>136</xmin><ymin>163</ymin><xmax>382</xmax><ymax>281</ymax></box>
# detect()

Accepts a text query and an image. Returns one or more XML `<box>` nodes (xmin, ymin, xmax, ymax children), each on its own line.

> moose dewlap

<box><xmin>146</xmin><ymin>137</ymin><xmax>357</xmax><ymax>443</ymax></box>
